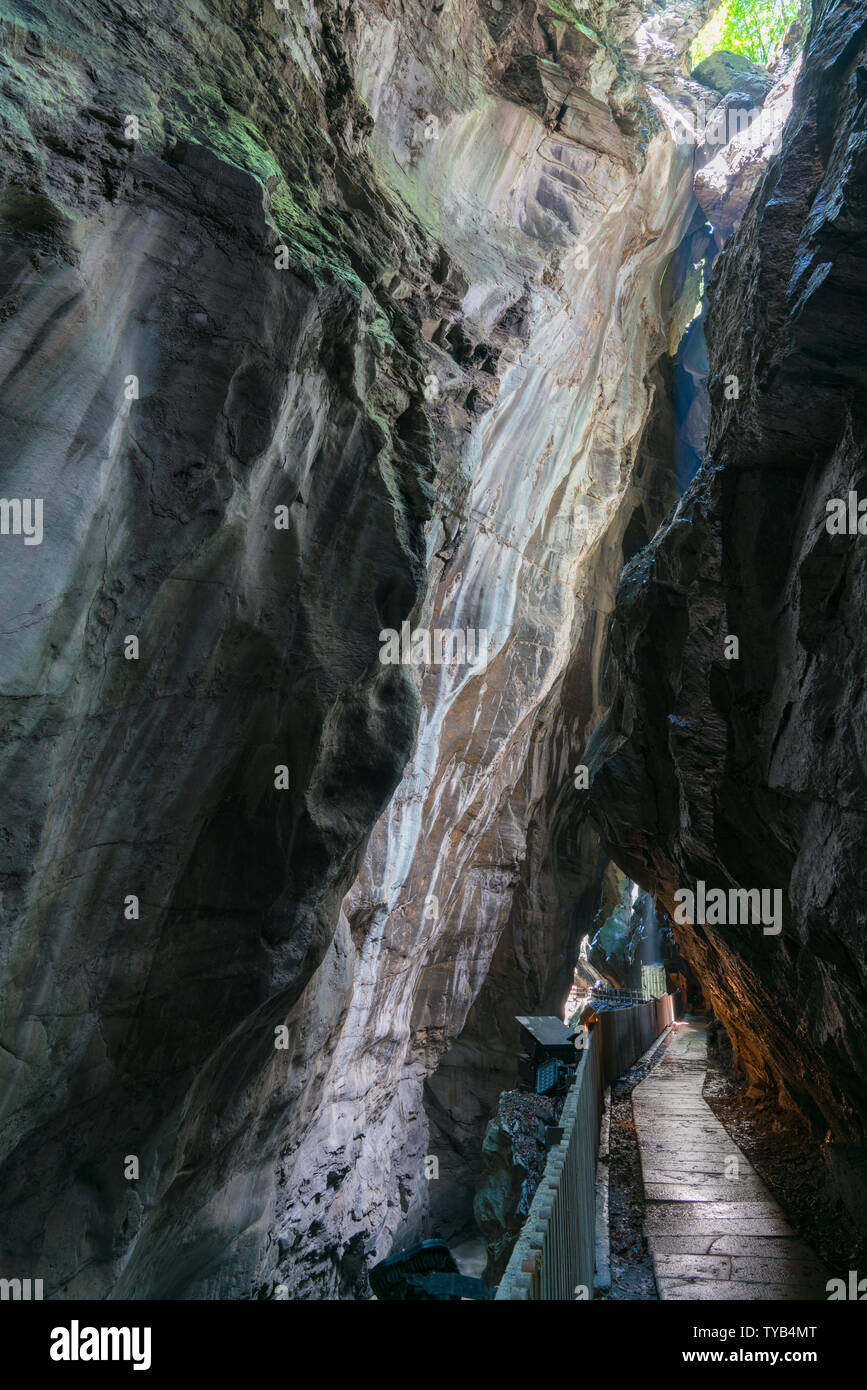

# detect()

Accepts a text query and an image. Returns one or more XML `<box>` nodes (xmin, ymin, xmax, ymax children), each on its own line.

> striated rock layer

<box><xmin>272</xmin><ymin>0</ymin><xmax>714</xmax><ymax>1293</ymax></box>
<box><xmin>587</xmin><ymin>0</ymin><xmax>867</xmax><ymax>1205</ymax></box>
<box><xmin>1</xmin><ymin>0</ymin><xmax>716</xmax><ymax>1298</ymax></box>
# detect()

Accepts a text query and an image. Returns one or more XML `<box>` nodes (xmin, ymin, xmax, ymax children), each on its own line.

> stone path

<box><xmin>632</xmin><ymin>1018</ymin><xmax>829</xmax><ymax>1300</ymax></box>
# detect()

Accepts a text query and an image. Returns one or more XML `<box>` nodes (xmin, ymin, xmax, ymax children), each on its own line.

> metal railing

<box><xmin>495</xmin><ymin>1027</ymin><xmax>603</xmax><ymax>1300</ymax></box>
<box><xmin>600</xmin><ymin>991</ymin><xmax>675</xmax><ymax>1080</ymax></box>
<box><xmin>589</xmin><ymin>986</ymin><xmax>645</xmax><ymax>1007</ymax></box>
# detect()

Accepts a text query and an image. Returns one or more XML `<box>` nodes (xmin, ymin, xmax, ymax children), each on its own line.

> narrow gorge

<box><xmin>0</xmin><ymin>0</ymin><xmax>864</xmax><ymax>1320</ymax></box>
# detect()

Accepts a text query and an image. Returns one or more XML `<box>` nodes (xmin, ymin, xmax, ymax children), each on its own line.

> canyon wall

<box><xmin>587</xmin><ymin>0</ymin><xmax>867</xmax><ymax>1218</ymax></box>
<box><xmin>0</xmin><ymin>0</ymin><xmax>454</xmax><ymax>1299</ymax></box>
<box><xmin>0</xmin><ymin>0</ymin><xmax>711</xmax><ymax>1297</ymax></box>
<box><xmin>272</xmin><ymin>0</ymin><xmax>714</xmax><ymax>1292</ymax></box>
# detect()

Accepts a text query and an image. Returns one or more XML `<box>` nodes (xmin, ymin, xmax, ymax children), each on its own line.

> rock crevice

<box><xmin>587</xmin><ymin>0</ymin><xmax>867</xmax><ymax>1184</ymax></box>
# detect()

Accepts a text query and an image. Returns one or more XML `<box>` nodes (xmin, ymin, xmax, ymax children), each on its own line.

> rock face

<box><xmin>474</xmin><ymin>1089</ymin><xmax>563</xmax><ymax>1282</ymax></box>
<box><xmin>587</xmin><ymin>0</ymin><xmax>867</xmax><ymax>1201</ymax></box>
<box><xmin>694</xmin><ymin>54</ymin><xmax>801</xmax><ymax>240</ymax></box>
<box><xmin>0</xmin><ymin>0</ymin><xmax>440</xmax><ymax>1299</ymax></box>
<box><xmin>690</xmin><ymin>48</ymin><xmax>775</xmax><ymax>105</ymax></box>
<box><xmin>0</xmin><ymin>0</ymin><xmax>716</xmax><ymax>1298</ymax></box>
<box><xmin>270</xmin><ymin>3</ymin><xmax>720</xmax><ymax>1294</ymax></box>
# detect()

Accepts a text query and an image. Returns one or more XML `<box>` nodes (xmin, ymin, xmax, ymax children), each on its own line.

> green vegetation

<box><xmin>689</xmin><ymin>0</ymin><xmax>799</xmax><ymax>67</ymax></box>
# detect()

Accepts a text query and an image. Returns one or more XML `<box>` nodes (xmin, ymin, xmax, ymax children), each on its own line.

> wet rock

<box><xmin>271</xmin><ymin>0</ymin><xmax>713</xmax><ymax>1292</ymax></box>
<box><xmin>0</xmin><ymin>0</ymin><xmax>449</xmax><ymax>1299</ymax></box>
<box><xmin>820</xmin><ymin>1144</ymin><xmax>867</xmax><ymax>1249</ymax></box>
<box><xmin>0</xmin><ymin>0</ymin><xmax>782</xmax><ymax>1302</ymax></box>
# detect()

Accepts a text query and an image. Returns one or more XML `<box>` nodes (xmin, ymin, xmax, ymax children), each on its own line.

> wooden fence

<box><xmin>494</xmin><ymin>993</ymin><xmax>677</xmax><ymax>1300</ymax></box>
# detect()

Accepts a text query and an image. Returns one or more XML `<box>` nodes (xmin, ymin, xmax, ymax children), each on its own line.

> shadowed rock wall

<box><xmin>0</xmin><ymin>0</ymin><xmax>445</xmax><ymax>1298</ymax></box>
<box><xmin>587</xmin><ymin>0</ymin><xmax>867</xmax><ymax>1179</ymax></box>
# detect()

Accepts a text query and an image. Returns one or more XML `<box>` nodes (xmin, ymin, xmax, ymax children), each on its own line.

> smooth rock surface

<box><xmin>266</xmin><ymin>0</ymin><xmax>716</xmax><ymax>1294</ymax></box>
<box><xmin>2</xmin><ymin>0</ymin><xmax>849</xmax><ymax>1307</ymax></box>
<box><xmin>694</xmin><ymin>55</ymin><xmax>801</xmax><ymax>240</ymax></box>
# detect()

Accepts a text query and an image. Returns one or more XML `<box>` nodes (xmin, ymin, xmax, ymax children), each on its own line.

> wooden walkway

<box><xmin>632</xmin><ymin>1018</ymin><xmax>829</xmax><ymax>1300</ymax></box>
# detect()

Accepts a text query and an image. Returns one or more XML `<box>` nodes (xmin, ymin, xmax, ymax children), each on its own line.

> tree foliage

<box><xmin>690</xmin><ymin>0</ymin><xmax>800</xmax><ymax>66</ymax></box>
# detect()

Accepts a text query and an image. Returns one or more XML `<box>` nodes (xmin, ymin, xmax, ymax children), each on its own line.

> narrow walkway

<box><xmin>632</xmin><ymin>1018</ymin><xmax>828</xmax><ymax>1300</ymax></box>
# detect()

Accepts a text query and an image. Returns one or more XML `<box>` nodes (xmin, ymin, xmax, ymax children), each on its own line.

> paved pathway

<box><xmin>632</xmin><ymin>1018</ymin><xmax>829</xmax><ymax>1300</ymax></box>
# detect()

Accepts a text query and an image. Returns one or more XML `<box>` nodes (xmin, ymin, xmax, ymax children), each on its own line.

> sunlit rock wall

<box><xmin>271</xmin><ymin>0</ymin><xmax>715</xmax><ymax>1293</ymax></box>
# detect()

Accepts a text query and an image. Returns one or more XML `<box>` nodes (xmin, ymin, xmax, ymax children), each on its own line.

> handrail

<box><xmin>495</xmin><ymin>994</ymin><xmax>676</xmax><ymax>1300</ymax></box>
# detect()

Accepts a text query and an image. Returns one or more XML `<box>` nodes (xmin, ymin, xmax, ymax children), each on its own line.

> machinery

<box><xmin>516</xmin><ymin>1014</ymin><xmax>581</xmax><ymax>1093</ymax></box>
<box><xmin>534</xmin><ymin>1055</ymin><xmax>575</xmax><ymax>1097</ymax></box>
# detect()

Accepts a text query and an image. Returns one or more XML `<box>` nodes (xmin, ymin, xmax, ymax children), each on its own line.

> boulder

<box><xmin>691</xmin><ymin>48</ymin><xmax>774</xmax><ymax>105</ymax></box>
